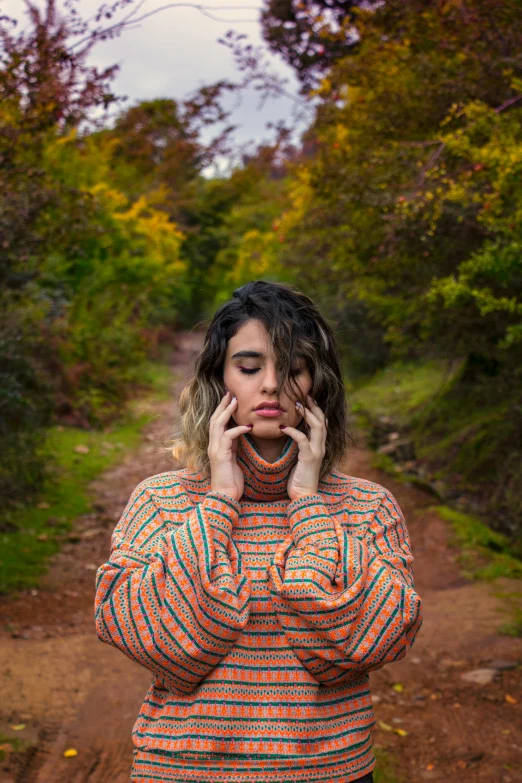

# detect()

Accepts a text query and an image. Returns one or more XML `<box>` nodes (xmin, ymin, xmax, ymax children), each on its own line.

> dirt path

<box><xmin>0</xmin><ymin>332</ymin><xmax>521</xmax><ymax>783</ymax></box>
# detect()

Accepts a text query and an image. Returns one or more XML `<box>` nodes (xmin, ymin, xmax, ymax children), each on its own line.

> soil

<box><xmin>0</xmin><ymin>331</ymin><xmax>521</xmax><ymax>783</ymax></box>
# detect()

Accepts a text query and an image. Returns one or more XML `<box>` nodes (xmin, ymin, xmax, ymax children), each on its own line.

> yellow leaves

<box><xmin>391</xmin><ymin>683</ymin><xmax>404</xmax><ymax>693</ymax></box>
<box><xmin>85</xmin><ymin>182</ymin><xmax>185</xmax><ymax>276</ymax></box>
<box><xmin>319</xmin><ymin>77</ymin><xmax>332</xmax><ymax>95</ymax></box>
<box><xmin>10</xmin><ymin>724</ymin><xmax>25</xmax><ymax>731</ymax></box>
<box><xmin>224</xmin><ymin>229</ymin><xmax>280</xmax><ymax>289</ymax></box>
<box><xmin>63</xmin><ymin>748</ymin><xmax>78</xmax><ymax>757</ymax></box>
<box><xmin>377</xmin><ymin>720</ymin><xmax>409</xmax><ymax>737</ymax></box>
<box><xmin>89</xmin><ymin>182</ymin><xmax>128</xmax><ymax>211</ymax></box>
<box><xmin>53</xmin><ymin>127</ymin><xmax>78</xmax><ymax>146</ymax></box>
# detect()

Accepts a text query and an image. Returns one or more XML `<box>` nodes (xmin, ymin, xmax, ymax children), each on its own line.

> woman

<box><xmin>95</xmin><ymin>280</ymin><xmax>423</xmax><ymax>783</ymax></box>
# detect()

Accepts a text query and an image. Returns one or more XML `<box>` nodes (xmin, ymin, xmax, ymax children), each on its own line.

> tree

<box><xmin>260</xmin><ymin>0</ymin><xmax>362</xmax><ymax>91</ymax></box>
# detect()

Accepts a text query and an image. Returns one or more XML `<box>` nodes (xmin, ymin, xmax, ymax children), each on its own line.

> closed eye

<box><xmin>237</xmin><ymin>366</ymin><xmax>303</xmax><ymax>375</ymax></box>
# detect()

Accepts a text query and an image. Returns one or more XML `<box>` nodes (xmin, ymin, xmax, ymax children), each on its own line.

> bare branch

<box><xmin>70</xmin><ymin>2</ymin><xmax>259</xmax><ymax>50</ymax></box>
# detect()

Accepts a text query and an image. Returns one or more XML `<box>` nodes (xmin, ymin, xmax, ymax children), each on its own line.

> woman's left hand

<box><xmin>284</xmin><ymin>394</ymin><xmax>328</xmax><ymax>502</ymax></box>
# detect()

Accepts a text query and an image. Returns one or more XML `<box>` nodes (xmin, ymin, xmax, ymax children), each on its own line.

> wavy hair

<box><xmin>170</xmin><ymin>280</ymin><xmax>354</xmax><ymax>478</ymax></box>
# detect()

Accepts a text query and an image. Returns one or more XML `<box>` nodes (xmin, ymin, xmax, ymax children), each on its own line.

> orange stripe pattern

<box><xmin>94</xmin><ymin>434</ymin><xmax>422</xmax><ymax>782</ymax></box>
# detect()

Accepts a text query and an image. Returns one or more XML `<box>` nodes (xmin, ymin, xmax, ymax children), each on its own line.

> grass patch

<box><xmin>371</xmin><ymin>452</ymin><xmax>442</xmax><ymax>497</ymax></box>
<box><xmin>373</xmin><ymin>746</ymin><xmax>404</xmax><ymax>783</ymax></box>
<box><xmin>0</xmin><ymin>361</ymin><xmax>176</xmax><ymax>595</ymax></box>
<box><xmin>0</xmin><ymin>730</ymin><xmax>35</xmax><ymax>763</ymax></box>
<box><xmin>434</xmin><ymin>505</ymin><xmax>522</xmax><ymax>580</ymax></box>
<box><xmin>349</xmin><ymin>359</ymin><xmax>459</xmax><ymax>425</ymax></box>
<box><xmin>492</xmin><ymin>588</ymin><xmax>522</xmax><ymax>638</ymax></box>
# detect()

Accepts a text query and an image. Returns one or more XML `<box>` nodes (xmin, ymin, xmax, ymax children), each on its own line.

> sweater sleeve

<box><xmin>267</xmin><ymin>486</ymin><xmax>422</xmax><ymax>686</ymax></box>
<box><xmin>94</xmin><ymin>479</ymin><xmax>251</xmax><ymax>694</ymax></box>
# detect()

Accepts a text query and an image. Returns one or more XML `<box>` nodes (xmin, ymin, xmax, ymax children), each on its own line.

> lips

<box><xmin>254</xmin><ymin>402</ymin><xmax>285</xmax><ymax>412</ymax></box>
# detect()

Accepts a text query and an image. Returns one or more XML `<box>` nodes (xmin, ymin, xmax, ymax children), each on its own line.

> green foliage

<box><xmin>260</xmin><ymin>0</ymin><xmax>360</xmax><ymax>91</ymax></box>
<box><xmin>349</xmin><ymin>359</ymin><xmax>460</xmax><ymax>423</ymax></box>
<box><xmin>0</xmin><ymin>6</ymin><xmax>193</xmax><ymax>508</ymax></box>
<box><xmin>272</xmin><ymin>0</ymin><xmax>522</xmax><ymax>369</ymax></box>
<box><xmin>0</xmin><ymin>731</ymin><xmax>35</xmax><ymax>763</ymax></box>
<box><xmin>435</xmin><ymin>505</ymin><xmax>522</xmax><ymax>580</ymax></box>
<box><xmin>495</xmin><ymin>590</ymin><xmax>522</xmax><ymax>638</ymax></box>
<box><xmin>254</xmin><ymin>0</ymin><xmax>522</xmax><ymax>543</ymax></box>
<box><xmin>0</xmin><ymin>363</ymin><xmax>173</xmax><ymax>594</ymax></box>
<box><xmin>373</xmin><ymin>746</ymin><xmax>404</xmax><ymax>783</ymax></box>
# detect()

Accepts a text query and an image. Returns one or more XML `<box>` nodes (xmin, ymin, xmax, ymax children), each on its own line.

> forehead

<box><xmin>226</xmin><ymin>319</ymin><xmax>272</xmax><ymax>359</ymax></box>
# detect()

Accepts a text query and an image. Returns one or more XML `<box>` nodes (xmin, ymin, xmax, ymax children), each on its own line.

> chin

<box><xmin>250</xmin><ymin>421</ymin><xmax>293</xmax><ymax>436</ymax></box>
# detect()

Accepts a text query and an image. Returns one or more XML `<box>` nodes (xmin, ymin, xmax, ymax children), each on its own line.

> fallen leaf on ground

<box><xmin>74</xmin><ymin>444</ymin><xmax>90</xmax><ymax>454</ymax></box>
<box><xmin>391</xmin><ymin>683</ymin><xmax>404</xmax><ymax>692</ymax></box>
<box><xmin>377</xmin><ymin>720</ymin><xmax>407</xmax><ymax>737</ymax></box>
<box><xmin>505</xmin><ymin>694</ymin><xmax>517</xmax><ymax>704</ymax></box>
<box><xmin>37</xmin><ymin>502</ymin><xmax>50</xmax><ymax>509</ymax></box>
<box><xmin>63</xmin><ymin>748</ymin><xmax>78</xmax><ymax>757</ymax></box>
<box><xmin>455</xmin><ymin>760</ymin><xmax>467</xmax><ymax>769</ymax></box>
<box><xmin>426</xmin><ymin>763</ymin><xmax>435</xmax><ymax>771</ymax></box>
<box><xmin>10</xmin><ymin>724</ymin><xmax>25</xmax><ymax>731</ymax></box>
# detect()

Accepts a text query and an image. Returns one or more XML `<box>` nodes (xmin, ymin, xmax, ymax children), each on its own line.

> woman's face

<box><xmin>223</xmin><ymin>318</ymin><xmax>313</xmax><ymax>439</ymax></box>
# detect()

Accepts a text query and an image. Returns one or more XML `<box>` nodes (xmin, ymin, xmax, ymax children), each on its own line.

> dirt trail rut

<box><xmin>0</xmin><ymin>331</ymin><xmax>521</xmax><ymax>783</ymax></box>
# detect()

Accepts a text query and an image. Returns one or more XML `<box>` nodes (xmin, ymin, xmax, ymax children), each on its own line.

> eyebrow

<box><xmin>230</xmin><ymin>350</ymin><xmax>307</xmax><ymax>361</ymax></box>
<box><xmin>230</xmin><ymin>350</ymin><xmax>265</xmax><ymax>360</ymax></box>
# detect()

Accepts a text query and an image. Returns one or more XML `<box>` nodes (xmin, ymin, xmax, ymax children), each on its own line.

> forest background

<box><xmin>1</xmin><ymin>0</ymin><xmax>522</xmax><ymax>593</ymax></box>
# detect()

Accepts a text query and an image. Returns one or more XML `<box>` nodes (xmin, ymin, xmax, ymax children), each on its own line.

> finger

<box><xmin>210</xmin><ymin>395</ymin><xmax>237</xmax><ymax>448</ymax></box>
<box><xmin>210</xmin><ymin>391</ymin><xmax>232</xmax><ymax>421</ymax></box>
<box><xmin>306</xmin><ymin>394</ymin><xmax>327</xmax><ymax>423</ymax></box>
<box><xmin>296</xmin><ymin>401</ymin><xmax>324</xmax><ymax>449</ymax></box>
<box><xmin>296</xmin><ymin>400</ymin><xmax>321</xmax><ymax>427</ymax></box>
<box><xmin>210</xmin><ymin>392</ymin><xmax>232</xmax><ymax>432</ymax></box>
<box><xmin>213</xmin><ymin>396</ymin><xmax>238</xmax><ymax>432</ymax></box>
<box><xmin>220</xmin><ymin>424</ymin><xmax>253</xmax><ymax>442</ymax></box>
<box><xmin>279</xmin><ymin>425</ymin><xmax>312</xmax><ymax>451</ymax></box>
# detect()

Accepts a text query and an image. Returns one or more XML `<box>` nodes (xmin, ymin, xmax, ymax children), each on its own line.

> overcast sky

<box><xmin>7</xmin><ymin>0</ymin><xmax>303</xmax><ymax>163</ymax></box>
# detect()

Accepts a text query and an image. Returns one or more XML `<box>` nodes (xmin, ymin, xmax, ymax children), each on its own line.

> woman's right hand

<box><xmin>208</xmin><ymin>391</ymin><xmax>252</xmax><ymax>502</ymax></box>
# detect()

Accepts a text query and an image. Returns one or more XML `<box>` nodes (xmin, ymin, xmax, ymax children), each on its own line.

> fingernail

<box><xmin>247</xmin><ymin>423</ymin><xmax>253</xmax><ymax>428</ymax></box>
<box><xmin>279</xmin><ymin>425</ymin><xmax>286</xmax><ymax>429</ymax></box>
<box><xmin>232</xmin><ymin>396</ymin><xmax>237</xmax><ymax>402</ymax></box>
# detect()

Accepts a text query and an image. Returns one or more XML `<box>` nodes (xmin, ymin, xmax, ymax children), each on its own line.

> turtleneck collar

<box><xmin>236</xmin><ymin>433</ymin><xmax>299</xmax><ymax>502</ymax></box>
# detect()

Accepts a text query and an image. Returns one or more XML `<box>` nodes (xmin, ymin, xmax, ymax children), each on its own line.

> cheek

<box><xmin>223</xmin><ymin>369</ymin><xmax>253</xmax><ymax>401</ymax></box>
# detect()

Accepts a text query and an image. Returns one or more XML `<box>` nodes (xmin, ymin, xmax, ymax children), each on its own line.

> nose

<box><xmin>260</xmin><ymin>360</ymin><xmax>279</xmax><ymax>395</ymax></box>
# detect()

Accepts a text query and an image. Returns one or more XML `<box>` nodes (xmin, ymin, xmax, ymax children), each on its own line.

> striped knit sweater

<box><xmin>94</xmin><ymin>433</ymin><xmax>422</xmax><ymax>783</ymax></box>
